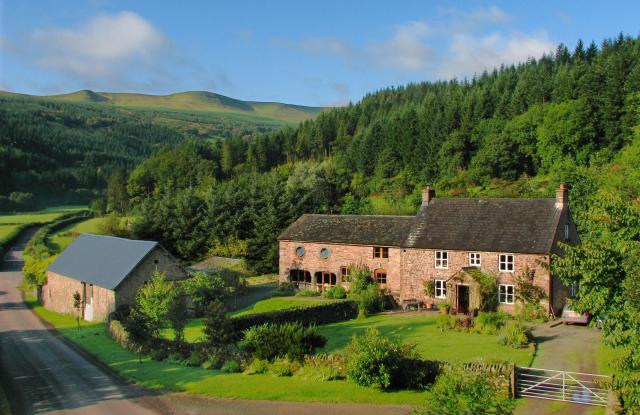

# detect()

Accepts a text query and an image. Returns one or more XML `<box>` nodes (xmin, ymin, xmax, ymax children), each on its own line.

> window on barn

<box><xmin>320</xmin><ymin>248</ymin><xmax>330</xmax><ymax>259</ymax></box>
<box><xmin>499</xmin><ymin>284</ymin><xmax>515</xmax><ymax>304</ymax></box>
<box><xmin>295</xmin><ymin>246</ymin><xmax>305</xmax><ymax>257</ymax></box>
<box><xmin>373</xmin><ymin>247</ymin><xmax>389</xmax><ymax>259</ymax></box>
<box><xmin>435</xmin><ymin>279</ymin><xmax>446</xmax><ymax>299</ymax></box>
<box><xmin>315</xmin><ymin>272</ymin><xmax>337</xmax><ymax>286</ymax></box>
<box><xmin>374</xmin><ymin>269</ymin><xmax>387</xmax><ymax>284</ymax></box>
<box><xmin>469</xmin><ymin>253</ymin><xmax>481</xmax><ymax>267</ymax></box>
<box><xmin>435</xmin><ymin>251</ymin><xmax>448</xmax><ymax>269</ymax></box>
<box><xmin>340</xmin><ymin>266</ymin><xmax>350</xmax><ymax>282</ymax></box>
<box><xmin>564</xmin><ymin>224</ymin><xmax>570</xmax><ymax>241</ymax></box>
<box><xmin>499</xmin><ymin>254</ymin><xmax>515</xmax><ymax>273</ymax></box>
<box><xmin>289</xmin><ymin>269</ymin><xmax>311</xmax><ymax>283</ymax></box>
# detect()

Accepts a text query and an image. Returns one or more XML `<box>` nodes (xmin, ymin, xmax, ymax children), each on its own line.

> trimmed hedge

<box><xmin>231</xmin><ymin>300</ymin><xmax>358</xmax><ymax>332</ymax></box>
<box><xmin>24</xmin><ymin>210</ymin><xmax>92</xmax><ymax>258</ymax></box>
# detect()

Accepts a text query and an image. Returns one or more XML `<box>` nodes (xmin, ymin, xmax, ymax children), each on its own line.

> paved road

<box><xmin>515</xmin><ymin>322</ymin><xmax>606</xmax><ymax>415</ymax></box>
<box><xmin>0</xmin><ymin>228</ymin><xmax>162</xmax><ymax>415</ymax></box>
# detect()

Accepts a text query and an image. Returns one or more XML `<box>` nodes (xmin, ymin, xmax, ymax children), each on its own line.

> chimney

<box><xmin>555</xmin><ymin>183</ymin><xmax>568</xmax><ymax>209</ymax></box>
<box><xmin>422</xmin><ymin>186</ymin><xmax>436</xmax><ymax>206</ymax></box>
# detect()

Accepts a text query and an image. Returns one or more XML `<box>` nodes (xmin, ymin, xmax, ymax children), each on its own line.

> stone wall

<box><xmin>279</xmin><ymin>241</ymin><xmax>403</xmax><ymax>293</ymax></box>
<box><xmin>42</xmin><ymin>271</ymin><xmax>116</xmax><ymax>321</ymax></box>
<box><xmin>401</xmin><ymin>248</ymin><xmax>552</xmax><ymax>313</ymax></box>
<box><xmin>115</xmin><ymin>246</ymin><xmax>188</xmax><ymax>309</ymax></box>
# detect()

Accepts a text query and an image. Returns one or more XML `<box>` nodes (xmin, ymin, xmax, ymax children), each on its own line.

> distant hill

<box><xmin>0</xmin><ymin>90</ymin><xmax>325</xmax><ymax>124</ymax></box>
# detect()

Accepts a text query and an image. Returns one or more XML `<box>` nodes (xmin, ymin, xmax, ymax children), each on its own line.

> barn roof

<box><xmin>279</xmin><ymin>197</ymin><xmax>562</xmax><ymax>254</ymax></box>
<box><xmin>48</xmin><ymin>234</ymin><xmax>158</xmax><ymax>290</ymax></box>
<box><xmin>278</xmin><ymin>214</ymin><xmax>415</xmax><ymax>247</ymax></box>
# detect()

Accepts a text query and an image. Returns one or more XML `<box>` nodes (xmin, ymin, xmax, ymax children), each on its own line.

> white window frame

<box><xmin>435</xmin><ymin>251</ymin><xmax>449</xmax><ymax>269</ymax></box>
<box><xmin>469</xmin><ymin>252</ymin><xmax>481</xmax><ymax>267</ymax></box>
<box><xmin>499</xmin><ymin>254</ymin><xmax>515</xmax><ymax>273</ymax></box>
<box><xmin>499</xmin><ymin>284</ymin><xmax>515</xmax><ymax>304</ymax></box>
<box><xmin>434</xmin><ymin>279</ymin><xmax>447</xmax><ymax>299</ymax></box>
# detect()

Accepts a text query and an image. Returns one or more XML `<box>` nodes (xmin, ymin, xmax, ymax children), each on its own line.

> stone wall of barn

<box><xmin>115</xmin><ymin>246</ymin><xmax>188</xmax><ymax>309</ymax></box>
<box><xmin>42</xmin><ymin>271</ymin><xmax>116</xmax><ymax>321</ymax></box>
<box><xmin>400</xmin><ymin>249</ymin><xmax>552</xmax><ymax>314</ymax></box>
<box><xmin>279</xmin><ymin>240</ymin><xmax>403</xmax><ymax>294</ymax></box>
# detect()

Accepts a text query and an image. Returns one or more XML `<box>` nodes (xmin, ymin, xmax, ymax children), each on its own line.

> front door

<box><xmin>457</xmin><ymin>285</ymin><xmax>470</xmax><ymax>314</ymax></box>
<box><xmin>83</xmin><ymin>283</ymin><xmax>94</xmax><ymax>321</ymax></box>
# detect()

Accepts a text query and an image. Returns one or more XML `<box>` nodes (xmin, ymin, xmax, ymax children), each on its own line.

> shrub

<box><xmin>398</xmin><ymin>358</ymin><xmax>441</xmax><ymax>390</ymax></box>
<box><xmin>416</xmin><ymin>366</ymin><xmax>515</xmax><ymax>415</ymax></box>
<box><xmin>181</xmin><ymin>350</ymin><xmax>205</xmax><ymax>367</ymax></box>
<box><xmin>325</xmin><ymin>285</ymin><xmax>346</xmax><ymax>299</ymax></box>
<box><xmin>135</xmin><ymin>271</ymin><xmax>176</xmax><ymax>337</ymax></box>
<box><xmin>231</xmin><ymin>300</ymin><xmax>357</xmax><ymax>332</ymax></box>
<box><xmin>201</xmin><ymin>354</ymin><xmax>224</xmax><ymax>370</ymax></box>
<box><xmin>351</xmin><ymin>285</ymin><xmax>385</xmax><ymax>318</ymax></box>
<box><xmin>456</xmin><ymin>315</ymin><xmax>474</xmax><ymax>331</ymax></box>
<box><xmin>296</xmin><ymin>290</ymin><xmax>321</xmax><ymax>297</ymax></box>
<box><xmin>150</xmin><ymin>348</ymin><xmax>169</xmax><ymax>361</ymax></box>
<box><xmin>240</xmin><ymin>322</ymin><xmax>326</xmax><ymax>362</ymax></box>
<box><xmin>299</xmin><ymin>354</ymin><xmax>347</xmax><ymax>381</ymax></box>
<box><xmin>203</xmin><ymin>300</ymin><xmax>236</xmax><ymax>349</ymax></box>
<box><xmin>274</xmin><ymin>283</ymin><xmax>297</xmax><ymax>296</ymax></box>
<box><xmin>345</xmin><ymin>328</ymin><xmax>420</xmax><ymax>389</ymax></box>
<box><xmin>164</xmin><ymin>352</ymin><xmax>183</xmax><ymax>365</ymax></box>
<box><xmin>182</xmin><ymin>271</ymin><xmax>228</xmax><ymax>315</ymax></box>
<box><xmin>498</xmin><ymin>322</ymin><xmax>531</xmax><ymax>348</ymax></box>
<box><xmin>474</xmin><ymin>312</ymin><xmax>509</xmax><ymax>335</ymax></box>
<box><xmin>244</xmin><ymin>358</ymin><xmax>269</xmax><ymax>375</ymax></box>
<box><xmin>269</xmin><ymin>357</ymin><xmax>300</xmax><ymax>377</ymax></box>
<box><xmin>349</xmin><ymin>264</ymin><xmax>373</xmax><ymax>291</ymax></box>
<box><xmin>516</xmin><ymin>303</ymin><xmax>550</xmax><ymax>322</ymax></box>
<box><xmin>221</xmin><ymin>359</ymin><xmax>242</xmax><ymax>373</ymax></box>
<box><xmin>436</xmin><ymin>314</ymin><xmax>458</xmax><ymax>332</ymax></box>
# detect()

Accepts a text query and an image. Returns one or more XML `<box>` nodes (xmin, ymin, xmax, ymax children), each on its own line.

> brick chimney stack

<box><xmin>555</xmin><ymin>183</ymin><xmax>568</xmax><ymax>209</ymax></box>
<box><xmin>422</xmin><ymin>186</ymin><xmax>436</xmax><ymax>206</ymax></box>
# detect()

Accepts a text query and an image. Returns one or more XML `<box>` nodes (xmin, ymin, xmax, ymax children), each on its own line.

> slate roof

<box><xmin>48</xmin><ymin>234</ymin><xmax>158</xmax><ymax>290</ymax></box>
<box><xmin>280</xmin><ymin>198</ymin><xmax>562</xmax><ymax>254</ymax></box>
<box><xmin>278</xmin><ymin>214</ymin><xmax>415</xmax><ymax>247</ymax></box>
<box><xmin>405</xmin><ymin>198</ymin><xmax>561</xmax><ymax>254</ymax></box>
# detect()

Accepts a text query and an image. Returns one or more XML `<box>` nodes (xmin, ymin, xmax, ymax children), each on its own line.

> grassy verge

<box><xmin>27</xmin><ymin>297</ymin><xmax>426</xmax><ymax>405</ymax></box>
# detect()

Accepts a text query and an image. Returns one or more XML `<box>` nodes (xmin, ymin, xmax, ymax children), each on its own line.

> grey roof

<box><xmin>278</xmin><ymin>214</ymin><xmax>415</xmax><ymax>246</ymax></box>
<box><xmin>48</xmin><ymin>234</ymin><xmax>158</xmax><ymax>290</ymax></box>
<box><xmin>280</xmin><ymin>198</ymin><xmax>563</xmax><ymax>254</ymax></box>
<box><xmin>404</xmin><ymin>198</ymin><xmax>561</xmax><ymax>254</ymax></box>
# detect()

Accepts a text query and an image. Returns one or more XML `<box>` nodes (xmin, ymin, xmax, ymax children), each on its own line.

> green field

<box><xmin>48</xmin><ymin>217</ymin><xmax>109</xmax><ymax>252</ymax></box>
<box><xmin>27</xmin><ymin>296</ymin><xmax>427</xmax><ymax>405</ymax></box>
<box><xmin>0</xmin><ymin>208</ymin><xmax>85</xmax><ymax>247</ymax></box>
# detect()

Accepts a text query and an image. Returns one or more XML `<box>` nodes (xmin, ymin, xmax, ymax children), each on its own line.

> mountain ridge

<box><xmin>0</xmin><ymin>89</ymin><xmax>326</xmax><ymax>124</ymax></box>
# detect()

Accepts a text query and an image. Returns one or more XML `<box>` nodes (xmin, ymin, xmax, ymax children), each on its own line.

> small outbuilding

<box><xmin>42</xmin><ymin>234</ymin><xmax>187</xmax><ymax>321</ymax></box>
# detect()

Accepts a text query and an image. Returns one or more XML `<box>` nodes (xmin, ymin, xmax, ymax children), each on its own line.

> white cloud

<box><xmin>30</xmin><ymin>11</ymin><xmax>168</xmax><ymax>81</ymax></box>
<box><xmin>439</xmin><ymin>32</ymin><xmax>554</xmax><ymax>79</ymax></box>
<box><xmin>373</xmin><ymin>21</ymin><xmax>431</xmax><ymax>70</ymax></box>
<box><xmin>275</xmin><ymin>5</ymin><xmax>554</xmax><ymax>81</ymax></box>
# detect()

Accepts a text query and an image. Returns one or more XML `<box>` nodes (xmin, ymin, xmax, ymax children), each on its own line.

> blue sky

<box><xmin>1</xmin><ymin>1</ymin><xmax>639</xmax><ymax>106</ymax></box>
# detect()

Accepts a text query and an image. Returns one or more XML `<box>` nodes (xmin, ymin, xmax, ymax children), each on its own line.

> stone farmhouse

<box><xmin>279</xmin><ymin>184</ymin><xmax>578</xmax><ymax>316</ymax></box>
<box><xmin>43</xmin><ymin>234</ymin><xmax>187</xmax><ymax>321</ymax></box>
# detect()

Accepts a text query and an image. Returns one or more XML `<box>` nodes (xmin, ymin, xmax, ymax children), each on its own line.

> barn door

<box><xmin>84</xmin><ymin>283</ymin><xmax>94</xmax><ymax>321</ymax></box>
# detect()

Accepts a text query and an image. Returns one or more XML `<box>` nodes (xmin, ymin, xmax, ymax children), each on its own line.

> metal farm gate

<box><xmin>516</xmin><ymin>367</ymin><xmax>609</xmax><ymax>407</ymax></box>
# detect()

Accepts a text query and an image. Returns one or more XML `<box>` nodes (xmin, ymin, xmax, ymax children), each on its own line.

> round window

<box><xmin>320</xmin><ymin>247</ymin><xmax>330</xmax><ymax>259</ymax></box>
<box><xmin>295</xmin><ymin>246</ymin><xmax>305</xmax><ymax>257</ymax></box>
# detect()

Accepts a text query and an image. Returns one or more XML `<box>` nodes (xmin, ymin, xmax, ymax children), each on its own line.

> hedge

<box><xmin>231</xmin><ymin>300</ymin><xmax>358</xmax><ymax>332</ymax></box>
<box><xmin>24</xmin><ymin>210</ymin><xmax>92</xmax><ymax>258</ymax></box>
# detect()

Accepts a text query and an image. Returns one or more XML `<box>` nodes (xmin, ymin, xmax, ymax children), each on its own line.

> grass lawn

<box><xmin>27</xmin><ymin>297</ymin><xmax>427</xmax><ymax>405</ymax></box>
<box><xmin>245</xmin><ymin>274</ymin><xmax>278</xmax><ymax>286</ymax></box>
<box><xmin>231</xmin><ymin>296</ymin><xmax>327</xmax><ymax>317</ymax></box>
<box><xmin>317</xmin><ymin>313</ymin><xmax>534</xmax><ymax>366</ymax></box>
<box><xmin>0</xmin><ymin>211</ymin><xmax>65</xmax><ymax>225</ymax></box>
<box><xmin>0</xmin><ymin>224</ymin><xmax>20</xmax><ymax>241</ymax></box>
<box><xmin>162</xmin><ymin>296</ymin><xmax>327</xmax><ymax>342</ymax></box>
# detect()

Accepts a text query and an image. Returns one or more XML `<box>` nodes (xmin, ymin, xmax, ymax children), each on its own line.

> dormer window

<box><xmin>564</xmin><ymin>224</ymin><xmax>570</xmax><ymax>241</ymax></box>
<box><xmin>499</xmin><ymin>254</ymin><xmax>515</xmax><ymax>273</ymax></box>
<box><xmin>435</xmin><ymin>251</ymin><xmax>448</xmax><ymax>269</ymax></box>
<box><xmin>373</xmin><ymin>247</ymin><xmax>389</xmax><ymax>259</ymax></box>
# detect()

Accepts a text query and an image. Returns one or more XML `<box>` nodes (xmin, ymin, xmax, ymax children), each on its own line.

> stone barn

<box><xmin>43</xmin><ymin>234</ymin><xmax>187</xmax><ymax>321</ymax></box>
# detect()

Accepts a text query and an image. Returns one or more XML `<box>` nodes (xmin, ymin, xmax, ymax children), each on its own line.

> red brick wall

<box><xmin>279</xmin><ymin>241</ymin><xmax>402</xmax><ymax>293</ymax></box>
<box><xmin>400</xmin><ymin>248</ymin><xmax>552</xmax><ymax>313</ymax></box>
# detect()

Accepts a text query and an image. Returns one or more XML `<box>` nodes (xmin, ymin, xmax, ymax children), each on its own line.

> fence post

<box><xmin>562</xmin><ymin>371</ymin><xmax>566</xmax><ymax>402</ymax></box>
